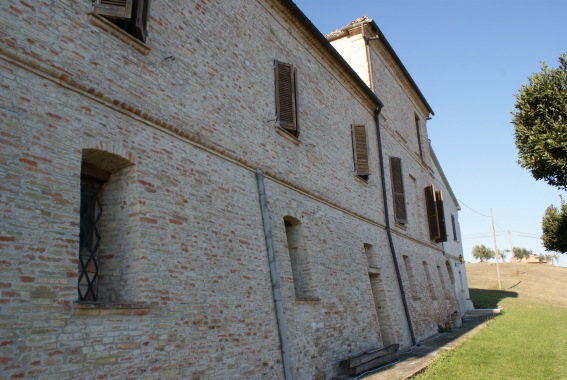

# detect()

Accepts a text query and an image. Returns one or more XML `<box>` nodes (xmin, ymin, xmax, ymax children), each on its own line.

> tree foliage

<box><xmin>513</xmin><ymin>247</ymin><xmax>533</xmax><ymax>260</ymax></box>
<box><xmin>496</xmin><ymin>249</ymin><xmax>509</xmax><ymax>261</ymax></box>
<box><xmin>542</xmin><ymin>198</ymin><xmax>567</xmax><ymax>253</ymax></box>
<box><xmin>472</xmin><ymin>244</ymin><xmax>495</xmax><ymax>262</ymax></box>
<box><xmin>512</xmin><ymin>53</ymin><xmax>567</xmax><ymax>190</ymax></box>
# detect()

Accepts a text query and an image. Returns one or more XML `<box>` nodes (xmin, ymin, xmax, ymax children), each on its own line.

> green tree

<box><xmin>512</xmin><ymin>53</ymin><xmax>567</xmax><ymax>190</ymax></box>
<box><xmin>513</xmin><ymin>247</ymin><xmax>533</xmax><ymax>260</ymax></box>
<box><xmin>472</xmin><ymin>244</ymin><xmax>495</xmax><ymax>262</ymax></box>
<box><xmin>496</xmin><ymin>249</ymin><xmax>509</xmax><ymax>261</ymax></box>
<box><xmin>542</xmin><ymin>198</ymin><xmax>567</xmax><ymax>253</ymax></box>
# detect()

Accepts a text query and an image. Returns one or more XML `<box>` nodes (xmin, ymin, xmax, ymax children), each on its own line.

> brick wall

<box><xmin>1</xmin><ymin>1</ymin><xmax>465</xmax><ymax>378</ymax></box>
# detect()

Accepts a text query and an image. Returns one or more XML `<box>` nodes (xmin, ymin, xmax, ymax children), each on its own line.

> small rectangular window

<box><xmin>94</xmin><ymin>0</ymin><xmax>150</xmax><ymax>43</ymax></box>
<box><xmin>403</xmin><ymin>255</ymin><xmax>419</xmax><ymax>299</ymax></box>
<box><xmin>352</xmin><ymin>125</ymin><xmax>370</xmax><ymax>180</ymax></box>
<box><xmin>451</xmin><ymin>214</ymin><xmax>458</xmax><ymax>241</ymax></box>
<box><xmin>390</xmin><ymin>157</ymin><xmax>407</xmax><ymax>224</ymax></box>
<box><xmin>284</xmin><ymin>216</ymin><xmax>316</xmax><ymax>300</ymax></box>
<box><xmin>274</xmin><ymin>61</ymin><xmax>299</xmax><ymax>136</ymax></box>
<box><xmin>78</xmin><ymin>174</ymin><xmax>106</xmax><ymax>302</ymax></box>
<box><xmin>422</xmin><ymin>261</ymin><xmax>436</xmax><ymax>299</ymax></box>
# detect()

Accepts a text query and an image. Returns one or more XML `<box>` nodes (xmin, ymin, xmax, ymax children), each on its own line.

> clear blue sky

<box><xmin>294</xmin><ymin>0</ymin><xmax>567</xmax><ymax>266</ymax></box>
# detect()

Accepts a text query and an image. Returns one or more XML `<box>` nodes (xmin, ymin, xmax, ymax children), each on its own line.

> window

<box><xmin>445</xmin><ymin>261</ymin><xmax>455</xmax><ymax>285</ymax></box>
<box><xmin>451</xmin><ymin>214</ymin><xmax>458</xmax><ymax>241</ymax></box>
<box><xmin>390</xmin><ymin>157</ymin><xmax>407</xmax><ymax>224</ymax></box>
<box><xmin>437</xmin><ymin>265</ymin><xmax>448</xmax><ymax>298</ymax></box>
<box><xmin>424</xmin><ymin>185</ymin><xmax>447</xmax><ymax>242</ymax></box>
<box><xmin>352</xmin><ymin>125</ymin><xmax>370</xmax><ymax>180</ymax></box>
<box><xmin>78</xmin><ymin>165</ymin><xmax>109</xmax><ymax>302</ymax></box>
<box><xmin>422</xmin><ymin>261</ymin><xmax>436</xmax><ymax>299</ymax></box>
<box><xmin>364</xmin><ymin>243</ymin><xmax>375</xmax><ymax>267</ymax></box>
<box><xmin>78</xmin><ymin>149</ymin><xmax>134</xmax><ymax>303</ymax></box>
<box><xmin>415</xmin><ymin>115</ymin><xmax>423</xmax><ymax>159</ymax></box>
<box><xmin>274</xmin><ymin>61</ymin><xmax>299</xmax><ymax>136</ymax></box>
<box><xmin>284</xmin><ymin>216</ymin><xmax>316</xmax><ymax>300</ymax></box>
<box><xmin>403</xmin><ymin>255</ymin><xmax>419</xmax><ymax>300</ymax></box>
<box><xmin>94</xmin><ymin>0</ymin><xmax>151</xmax><ymax>43</ymax></box>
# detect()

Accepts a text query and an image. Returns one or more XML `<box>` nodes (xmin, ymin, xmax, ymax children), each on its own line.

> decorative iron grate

<box><xmin>78</xmin><ymin>177</ymin><xmax>103</xmax><ymax>302</ymax></box>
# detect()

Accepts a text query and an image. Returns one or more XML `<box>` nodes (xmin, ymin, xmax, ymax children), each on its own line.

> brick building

<box><xmin>0</xmin><ymin>1</ymin><xmax>472</xmax><ymax>379</ymax></box>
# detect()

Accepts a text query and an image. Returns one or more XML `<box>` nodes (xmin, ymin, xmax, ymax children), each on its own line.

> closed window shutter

<box><xmin>390</xmin><ymin>157</ymin><xmax>407</xmax><ymax>224</ymax></box>
<box><xmin>274</xmin><ymin>61</ymin><xmax>297</xmax><ymax>132</ymax></box>
<box><xmin>451</xmin><ymin>214</ymin><xmax>457</xmax><ymax>241</ymax></box>
<box><xmin>352</xmin><ymin>125</ymin><xmax>370</xmax><ymax>176</ymax></box>
<box><xmin>425</xmin><ymin>185</ymin><xmax>440</xmax><ymax>240</ymax></box>
<box><xmin>294</xmin><ymin>67</ymin><xmax>300</xmax><ymax>137</ymax></box>
<box><xmin>94</xmin><ymin>0</ymin><xmax>133</xmax><ymax>19</ymax></box>
<box><xmin>435</xmin><ymin>191</ymin><xmax>447</xmax><ymax>242</ymax></box>
<box><xmin>133</xmin><ymin>0</ymin><xmax>150</xmax><ymax>43</ymax></box>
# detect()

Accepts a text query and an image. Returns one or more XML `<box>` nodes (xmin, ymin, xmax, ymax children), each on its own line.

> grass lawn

<box><xmin>413</xmin><ymin>264</ymin><xmax>567</xmax><ymax>380</ymax></box>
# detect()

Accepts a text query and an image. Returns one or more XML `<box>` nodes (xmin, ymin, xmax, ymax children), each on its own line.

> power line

<box><xmin>457</xmin><ymin>198</ymin><xmax>490</xmax><ymax>218</ymax></box>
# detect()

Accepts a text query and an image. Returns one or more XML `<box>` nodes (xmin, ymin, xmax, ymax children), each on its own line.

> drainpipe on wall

<box><xmin>374</xmin><ymin>107</ymin><xmax>417</xmax><ymax>346</ymax></box>
<box><xmin>256</xmin><ymin>169</ymin><xmax>293</xmax><ymax>380</ymax></box>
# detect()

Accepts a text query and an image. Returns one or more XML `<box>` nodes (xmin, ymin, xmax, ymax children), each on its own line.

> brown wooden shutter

<box><xmin>451</xmin><ymin>214</ymin><xmax>457</xmax><ymax>241</ymax></box>
<box><xmin>352</xmin><ymin>125</ymin><xmax>370</xmax><ymax>176</ymax></box>
<box><xmin>425</xmin><ymin>185</ymin><xmax>440</xmax><ymax>241</ymax></box>
<box><xmin>435</xmin><ymin>191</ymin><xmax>448</xmax><ymax>242</ymax></box>
<box><xmin>390</xmin><ymin>157</ymin><xmax>407</xmax><ymax>224</ymax></box>
<box><xmin>274</xmin><ymin>61</ymin><xmax>297</xmax><ymax>132</ymax></box>
<box><xmin>133</xmin><ymin>0</ymin><xmax>150</xmax><ymax>43</ymax></box>
<box><xmin>293</xmin><ymin>67</ymin><xmax>300</xmax><ymax>137</ymax></box>
<box><xmin>94</xmin><ymin>0</ymin><xmax>133</xmax><ymax>19</ymax></box>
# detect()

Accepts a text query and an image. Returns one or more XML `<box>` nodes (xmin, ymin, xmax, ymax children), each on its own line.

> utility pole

<box><xmin>490</xmin><ymin>208</ymin><xmax>502</xmax><ymax>290</ymax></box>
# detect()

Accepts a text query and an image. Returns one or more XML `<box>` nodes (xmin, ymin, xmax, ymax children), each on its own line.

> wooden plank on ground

<box><xmin>348</xmin><ymin>351</ymin><xmax>400</xmax><ymax>376</ymax></box>
<box><xmin>340</xmin><ymin>343</ymin><xmax>399</xmax><ymax>369</ymax></box>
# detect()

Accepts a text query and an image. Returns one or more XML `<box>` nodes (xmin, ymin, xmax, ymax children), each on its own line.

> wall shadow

<box><xmin>468</xmin><ymin>288</ymin><xmax>518</xmax><ymax>309</ymax></box>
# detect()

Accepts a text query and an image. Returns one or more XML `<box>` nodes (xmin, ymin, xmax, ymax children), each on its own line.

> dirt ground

<box><xmin>465</xmin><ymin>262</ymin><xmax>567</xmax><ymax>307</ymax></box>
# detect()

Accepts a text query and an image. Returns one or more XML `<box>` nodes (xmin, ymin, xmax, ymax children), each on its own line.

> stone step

<box><xmin>464</xmin><ymin>308</ymin><xmax>501</xmax><ymax>317</ymax></box>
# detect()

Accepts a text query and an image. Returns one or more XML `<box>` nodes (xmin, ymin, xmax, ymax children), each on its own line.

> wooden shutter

<box><xmin>451</xmin><ymin>214</ymin><xmax>457</xmax><ymax>241</ymax></box>
<box><xmin>390</xmin><ymin>157</ymin><xmax>407</xmax><ymax>224</ymax></box>
<box><xmin>133</xmin><ymin>0</ymin><xmax>150</xmax><ymax>43</ymax></box>
<box><xmin>425</xmin><ymin>185</ymin><xmax>440</xmax><ymax>241</ymax></box>
<box><xmin>94</xmin><ymin>0</ymin><xmax>133</xmax><ymax>19</ymax></box>
<box><xmin>293</xmin><ymin>67</ymin><xmax>300</xmax><ymax>136</ymax></box>
<box><xmin>274</xmin><ymin>61</ymin><xmax>297</xmax><ymax>132</ymax></box>
<box><xmin>352</xmin><ymin>125</ymin><xmax>370</xmax><ymax>176</ymax></box>
<box><xmin>435</xmin><ymin>191</ymin><xmax>447</xmax><ymax>242</ymax></box>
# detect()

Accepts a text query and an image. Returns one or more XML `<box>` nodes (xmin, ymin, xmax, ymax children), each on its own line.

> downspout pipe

<box><xmin>256</xmin><ymin>169</ymin><xmax>293</xmax><ymax>380</ymax></box>
<box><xmin>374</xmin><ymin>107</ymin><xmax>417</xmax><ymax>346</ymax></box>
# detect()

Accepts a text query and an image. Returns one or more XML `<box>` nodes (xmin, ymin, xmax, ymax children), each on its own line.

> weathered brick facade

<box><xmin>1</xmin><ymin>2</ymin><xmax>471</xmax><ymax>379</ymax></box>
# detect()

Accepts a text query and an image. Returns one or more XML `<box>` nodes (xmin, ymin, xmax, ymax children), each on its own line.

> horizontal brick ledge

<box><xmin>295</xmin><ymin>298</ymin><xmax>321</xmax><ymax>304</ymax></box>
<box><xmin>73</xmin><ymin>301</ymin><xmax>153</xmax><ymax>316</ymax></box>
<box><xmin>0</xmin><ymin>49</ymin><xmax>387</xmax><ymax>233</ymax></box>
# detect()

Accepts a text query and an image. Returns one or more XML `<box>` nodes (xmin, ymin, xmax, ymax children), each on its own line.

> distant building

<box><xmin>511</xmin><ymin>255</ymin><xmax>549</xmax><ymax>264</ymax></box>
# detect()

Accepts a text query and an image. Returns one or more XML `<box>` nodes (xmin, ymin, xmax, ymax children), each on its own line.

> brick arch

<box><xmin>283</xmin><ymin>210</ymin><xmax>304</xmax><ymax>224</ymax></box>
<box><xmin>81</xmin><ymin>144</ymin><xmax>135</xmax><ymax>173</ymax></box>
<box><xmin>283</xmin><ymin>214</ymin><xmax>301</xmax><ymax>226</ymax></box>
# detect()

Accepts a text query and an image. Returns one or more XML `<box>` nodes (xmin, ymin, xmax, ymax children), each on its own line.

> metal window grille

<box><xmin>78</xmin><ymin>177</ymin><xmax>104</xmax><ymax>302</ymax></box>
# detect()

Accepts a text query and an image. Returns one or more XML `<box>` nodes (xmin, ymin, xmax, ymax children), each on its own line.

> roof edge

<box><xmin>278</xmin><ymin>1</ymin><xmax>384</xmax><ymax>110</ymax></box>
<box><xmin>430</xmin><ymin>146</ymin><xmax>460</xmax><ymax>210</ymax></box>
<box><xmin>327</xmin><ymin>16</ymin><xmax>434</xmax><ymax>116</ymax></box>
